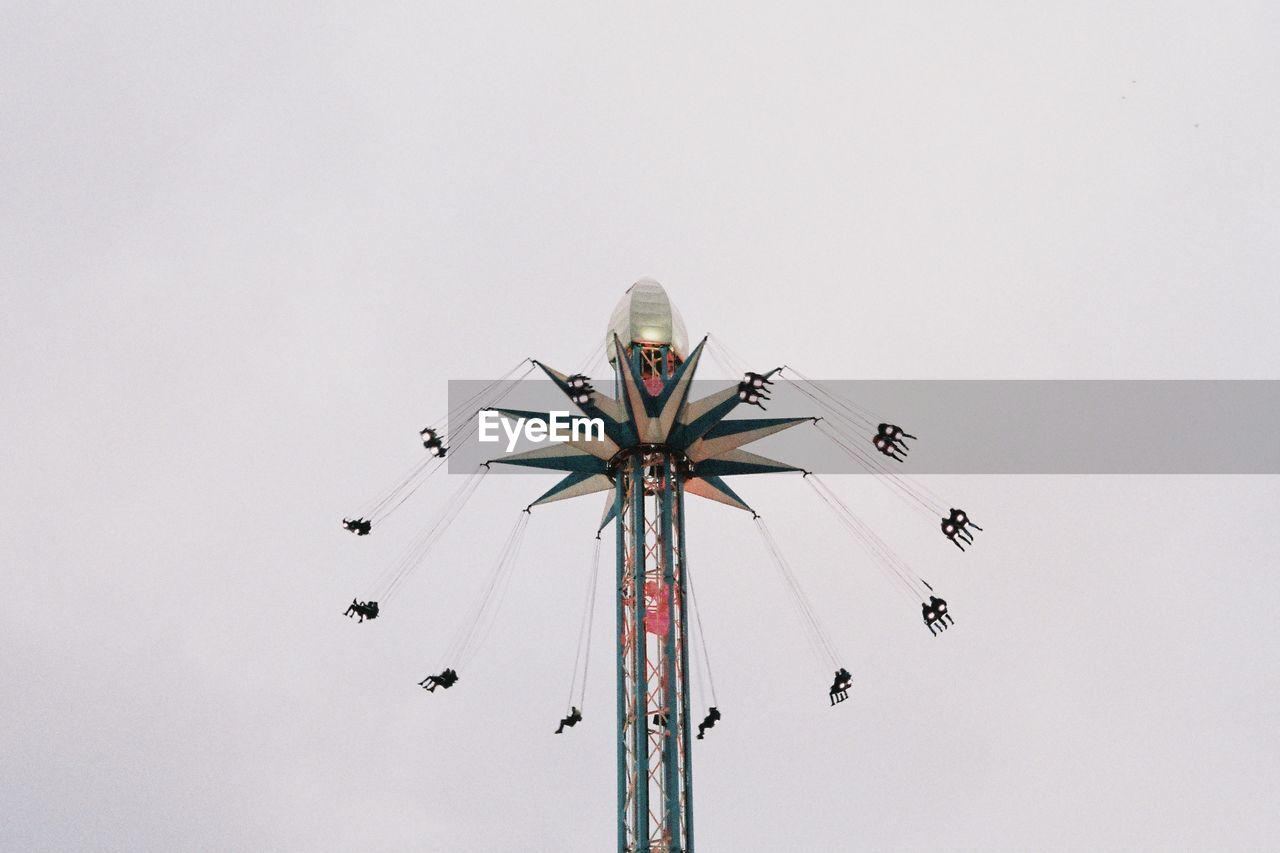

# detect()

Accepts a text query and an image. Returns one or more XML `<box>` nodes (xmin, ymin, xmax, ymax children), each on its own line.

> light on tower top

<box><xmin>606</xmin><ymin>278</ymin><xmax>689</xmax><ymax>364</ymax></box>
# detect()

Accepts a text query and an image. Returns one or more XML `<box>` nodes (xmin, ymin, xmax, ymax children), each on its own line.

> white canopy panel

<box><xmin>606</xmin><ymin>278</ymin><xmax>689</xmax><ymax>363</ymax></box>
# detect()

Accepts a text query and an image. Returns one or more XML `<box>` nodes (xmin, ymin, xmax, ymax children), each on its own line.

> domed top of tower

<box><xmin>606</xmin><ymin>278</ymin><xmax>689</xmax><ymax>364</ymax></box>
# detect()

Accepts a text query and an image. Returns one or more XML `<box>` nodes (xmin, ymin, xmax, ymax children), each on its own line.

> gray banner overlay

<box><xmin>445</xmin><ymin>379</ymin><xmax>1280</xmax><ymax>474</ymax></box>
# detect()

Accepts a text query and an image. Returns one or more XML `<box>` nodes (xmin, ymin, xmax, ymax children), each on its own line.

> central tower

<box><xmin>491</xmin><ymin>278</ymin><xmax>810</xmax><ymax>852</ymax></box>
<box><xmin>609</xmin><ymin>280</ymin><xmax>694</xmax><ymax>851</ymax></box>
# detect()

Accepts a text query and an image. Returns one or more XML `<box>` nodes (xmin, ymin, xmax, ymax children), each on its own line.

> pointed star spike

<box><xmin>687</xmin><ymin>416</ymin><xmax>812</xmax><ymax>462</ymax></box>
<box><xmin>599</xmin><ymin>491</ymin><xmax>619</xmax><ymax>532</ymax></box>
<box><xmin>651</xmin><ymin>336</ymin><xmax>708</xmax><ymax>444</ymax></box>
<box><xmin>528</xmin><ymin>362</ymin><xmax>632</xmax><ymax>442</ymax></box>
<box><xmin>685</xmin><ymin>475</ymin><xmax>754</xmax><ymax>513</ymax></box>
<box><xmin>533</xmin><ymin>360</ymin><xmax>629</xmax><ymax>424</ymax></box>
<box><xmin>530</xmin><ymin>472</ymin><xmax>615</xmax><ymax>507</ymax></box>
<box><xmin>612</xmin><ymin>335</ymin><xmax>660</xmax><ymax>442</ymax></box>
<box><xmin>693</xmin><ymin>448</ymin><xmax>804</xmax><ymax>477</ymax></box>
<box><xmin>487</xmin><ymin>407</ymin><xmax>620</xmax><ymax>460</ymax></box>
<box><xmin>489</xmin><ymin>444</ymin><xmax>609</xmax><ymax>474</ymax></box>
<box><xmin>670</xmin><ymin>385</ymin><xmax>742</xmax><ymax>449</ymax></box>
<box><xmin>585</xmin><ymin>393</ymin><xmax>629</xmax><ymax>427</ymax></box>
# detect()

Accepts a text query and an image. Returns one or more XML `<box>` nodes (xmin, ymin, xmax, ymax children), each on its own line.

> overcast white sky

<box><xmin>3</xmin><ymin>3</ymin><xmax>1279</xmax><ymax>851</ymax></box>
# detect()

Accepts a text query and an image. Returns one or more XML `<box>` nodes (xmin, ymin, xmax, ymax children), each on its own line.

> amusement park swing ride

<box><xmin>338</xmin><ymin>279</ymin><xmax>981</xmax><ymax>853</ymax></box>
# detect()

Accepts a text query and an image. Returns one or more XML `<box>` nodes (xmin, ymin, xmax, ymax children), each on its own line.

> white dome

<box><xmin>606</xmin><ymin>278</ymin><xmax>689</xmax><ymax>364</ymax></box>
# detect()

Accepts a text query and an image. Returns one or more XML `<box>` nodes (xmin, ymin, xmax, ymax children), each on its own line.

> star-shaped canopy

<box><xmin>488</xmin><ymin>336</ymin><xmax>811</xmax><ymax>523</ymax></box>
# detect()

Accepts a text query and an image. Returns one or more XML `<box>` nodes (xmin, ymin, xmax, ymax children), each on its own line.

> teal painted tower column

<box><xmin>615</xmin><ymin>473</ymin><xmax>628</xmax><ymax>852</ymax></box>
<box><xmin>613</xmin><ymin>341</ymin><xmax>693</xmax><ymax>852</ymax></box>
<box><xmin>675</xmin><ymin>481</ymin><xmax>695</xmax><ymax>849</ymax></box>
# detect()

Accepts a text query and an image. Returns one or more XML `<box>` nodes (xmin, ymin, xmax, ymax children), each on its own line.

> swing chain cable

<box><xmin>445</xmin><ymin>359</ymin><xmax>538</xmax><ymax>446</ymax></box>
<box><xmin>809</xmin><ymin>415</ymin><xmax>941</xmax><ymax>520</ymax></box>
<box><xmin>808</xmin><ymin>478</ymin><xmax>919</xmax><ymax>602</ymax></box>
<box><xmin>349</xmin><ymin>358</ymin><xmax>532</xmax><ymax>525</ymax></box>
<box><xmin>436</xmin><ymin>352</ymin><xmax>531</xmax><ymax>438</ymax></box>
<box><xmin>388</xmin><ymin>466</ymin><xmax>489</xmax><ymax>596</ymax></box>
<box><xmin>467</xmin><ymin>512</ymin><xmax>533</xmax><ymax>666</ymax></box>
<box><xmin>705</xmin><ymin>336</ymin><xmax>742</xmax><ymax>379</ymax></box>
<box><xmin>781</xmin><ymin>375</ymin><xmax>926</xmax><ymax>491</ymax></box>
<box><xmin>754</xmin><ymin>517</ymin><xmax>841</xmax><ymax>668</ymax></box>
<box><xmin>355</xmin><ymin>456</ymin><xmax>435</xmax><ymax>521</ymax></box>
<box><xmin>807</xmin><ymin>472</ymin><xmax>920</xmax><ymax>594</ymax></box>
<box><xmin>779</xmin><ymin>366</ymin><xmax>953</xmax><ymax>515</ymax></box>
<box><xmin>709</xmin><ymin>335</ymin><xmax>939</xmax><ymax>527</ymax></box>
<box><xmin>708</xmin><ymin>334</ymin><xmax>762</xmax><ymax>382</ymax></box>
<box><xmin>369</xmin><ymin>468</ymin><xmax>475</xmax><ymax>596</ymax></box>
<box><xmin>782</xmin><ymin>377</ymin><xmax>943</xmax><ymax>521</ymax></box>
<box><xmin>374</xmin><ymin>465</ymin><xmax>490</xmax><ymax>601</ymax></box>
<box><xmin>571</xmin><ymin>535</ymin><xmax>603</xmax><ymax>711</ymax></box>
<box><xmin>373</xmin><ymin>360</ymin><xmax>536</xmax><ymax>525</ymax></box>
<box><xmin>370</xmin><ymin>457</ymin><xmax>447</xmax><ymax>524</ymax></box>
<box><xmin>440</xmin><ymin>357</ymin><xmax>535</xmax><ymax>433</ymax></box>
<box><xmin>805</xmin><ymin>474</ymin><xmax>931</xmax><ymax>602</ymax></box>
<box><xmin>566</xmin><ymin>536</ymin><xmax>601</xmax><ymax>710</ymax></box>
<box><xmin>752</xmin><ymin>536</ymin><xmax>822</xmax><ymax>667</ymax></box>
<box><xmin>575</xmin><ymin>337</ymin><xmax>608</xmax><ymax>378</ymax></box>
<box><xmin>778</xmin><ymin>363</ymin><xmax>880</xmax><ymax>431</ymax></box>
<box><xmin>704</xmin><ymin>346</ymin><xmax>739</xmax><ymax>385</ymax></box>
<box><xmin>761</xmin><ymin>532</ymin><xmax>828</xmax><ymax>667</ymax></box>
<box><xmin>707</xmin><ymin>341</ymin><xmax>946</xmax><ymax>522</ymax></box>
<box><xmin>443</xmin><ymin>511</ymin><xmax>526</xmax><ymax>664</ymax></box>
<box><xmin>809</xmin><ymin>409</ymin><xmax>904</xmax><ymax>480</ymax></box>
<box><xmin>688</xmin><ymin>608</ymin><xmax>708</xmax><ymax>713</ymax></box>
<box><xmin>809</xmin><ymin>473</ymin><xmax>919</xmax><ymax>585</ymax></box>
<box><xmin>450</xmin><ymin>511</ymin><xmax>532</xmax><ymax>669</ymax></box>
<box><xmin>684</xmin><ymin>558</ymin><xmax>718</xmax><ymax>707</ymax></box>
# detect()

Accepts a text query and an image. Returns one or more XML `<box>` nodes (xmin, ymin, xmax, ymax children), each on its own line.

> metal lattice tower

<box><xmin>491</xmin><ymin>279</ymin><xmax>809</xmax><ymax>852</ymax></box>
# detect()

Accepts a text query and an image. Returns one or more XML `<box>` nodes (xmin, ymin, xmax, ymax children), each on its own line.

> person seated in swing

<box><xmin>941</xmin><ymin>508</ymin><xmax>980</xmax><ymax>551</ymax></box>
<box><xmin>929</xmin><ymin>596</ymin><xmax>952</xmax><ymax>627</ymax></box>
<box><xmin>940</xmin><ymin>518</ymin><xmax>972</xmax><ymax>550</ymax></box>
<box><xmin>343</xmin><ymin>517</ymin><xmax>372</xmax><ymax>536</ymax></box>
<box><xmin>419</xmin><ymin>668</ymin><xmax>459</xmax><ymax>692</ymax></box>
<box><xmin>555</xmin><ymin>706</ymin><xmax>583</xmax><ymax>734</ymax></box>
<box><xmin>565</xmin><ymin>374</ymin><xmax>595</xmax><ymax>406</ymax></box>
<box><xmin>737</xmin><ymin>372</ymin><xmax>773</xmax><ymax>409</ymax></box>
<box><xmin>343</xmin><ymin>599</ymin><xmax>379</xmax><ymax>622</ymax></box>
<box><xmin>829</xmin><ymin>667</ymin><xmax>853</xmax><ymax>705</ymax></box>
<box><xmin>876</xmin><ymin>423</ymin><xmax>917</xmax><ymax>455</ymax></box>
<box><xmin>922</xmin><ymin>597</ymin><xmax>952</xmax><ymax>635</ymax></box>
<box><xmin>419</xmin><ymin>428</ymin><xmax>447</xmax><ymax>457</ymax></box>
<box><xmin>872</xmin><ymin>433</ymin><xmax>907</xmax><ymax>462</ymax></box>
<box><xmin>651</xmin><ymin>711</ymin><xmax>669</xmax><ymax>729</ymax></box>
<box><xmin>696</xmin><ymin>707</ymin><xmax>721</xmax><ymax>739</ymax></box>
<box><xmin>947</xmin><ymin>508</ymin><xmax>979</xmax><ymax>532</ymax></box>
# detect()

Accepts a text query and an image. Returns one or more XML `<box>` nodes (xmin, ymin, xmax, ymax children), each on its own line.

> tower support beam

<box><xmin>615</xmin><ymin>449</ymin><xmax>692</xmax><ymax>852</ymax></box>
